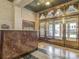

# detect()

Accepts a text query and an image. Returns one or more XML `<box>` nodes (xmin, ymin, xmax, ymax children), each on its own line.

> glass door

<box><xmin>54</xmin><ymin>20</ymin><xmax>63</xmax><ymax>39</ymax></box>
<box><xmin>66</xmin><ymin>18</ymin><xmax>78</xmax><ymax>41</ymax></box>
<box><xmin>47</xmin><ymin>21</ymin><xmax>53</xmax><ymax>38</ymax></box>
<box><xmin>40</xmin><ymin>22</ymin><xmax>45</xmax><ymax>37</ymax></box>
<box><xmin>65</xmin><ymin>17</ymin><xmax>78</xmax><ymax>49</ymax></box>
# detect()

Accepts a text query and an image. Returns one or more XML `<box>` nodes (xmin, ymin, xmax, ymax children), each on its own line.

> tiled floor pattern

<box><xmin>20</xmin><ymin>42</ymin><xmax>79</xmax><ymax>59</ymax></box>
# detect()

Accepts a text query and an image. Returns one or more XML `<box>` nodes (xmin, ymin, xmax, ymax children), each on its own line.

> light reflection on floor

<box><xmin>20</xmin><ymin>42</ymin><xmax>79</xmax><ymax>59</ymax></box>
<box><xmin>35</xmin><ymin>42</ymin><xmax>79</xmax><ymax>59</ymax></box>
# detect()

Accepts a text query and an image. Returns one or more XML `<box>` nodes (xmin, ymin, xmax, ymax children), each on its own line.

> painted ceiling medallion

<box><xmin>46</xmin><ymin>10</ymin><xmax>54</xmax><ymax>18</ymax></box>
<box><xmin>55</xmin><ymin>9</ymin><xmax>64</xmax><ymax>16</ymax></box>
<box><xmin>66</xmin><ymin>5</ymin><xmax>78</xmax><ymax>14</ymax></box>
<box><xmin>40</xmin><ymin>14</ymin><xmax>46</xmax><ymax>19</ymax></box>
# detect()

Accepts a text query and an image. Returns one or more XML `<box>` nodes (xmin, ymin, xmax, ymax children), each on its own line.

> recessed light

<box><xmin>45</xmin><ymin>2</ymin><xmax>50</xmax><ymax>6</ymax></box>
<box><xmin>37</xmin><ymin>2</ymin><xmax>40</xmax><ymax>5</ymax></box>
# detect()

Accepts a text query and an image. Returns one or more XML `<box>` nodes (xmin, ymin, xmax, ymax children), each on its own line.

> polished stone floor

<box><xmin>20</xmin><ymin>42</ymin><xmax>79</xmax><ymax>59</ymax></box>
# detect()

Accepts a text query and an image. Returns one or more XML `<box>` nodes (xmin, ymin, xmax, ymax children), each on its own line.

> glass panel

<box><xmin>55</xmin><ymin>24</ymin><xmax>60</xmax><ymax>37</ymax></box>
<box><xmin>54</xmin><ymin>23</ymin><xmax>62</xmax><ymax>39</ymax></box>
<box><xmin>49</xmin><ymin>24</ymin><xmax>53</xmax><ymax>36</ymax></box>
<box><xmin>47</xmin><ymin>23</ymin><xmax>53</xmax><ymax>38</ymax></box>
<box><xmin>66</xmin><ymin>24</ymin><xmax>69</xmax><ymax>38</ymax></box>
<box><xmin>40</xmin><ymin>22</ymin><xmax>45</xmax><ymax>37</ymax></box>
<box><xmin>69</xmin><ymin>22</ymin><xmax>77</xmax><ymax>38</ymax></box>
<box><xmin>66</xmin><ymin>20</ymin><xmax>77</xmax><ymax>40</ymax></box>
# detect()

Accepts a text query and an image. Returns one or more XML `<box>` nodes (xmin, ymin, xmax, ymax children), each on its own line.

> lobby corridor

<box><xmin>0</xmin><ymin>0</ymin><xmax>79</xmax><ymax>59</ymax></box>
<box><xmin>30</xmin><ymin>42</ymin><xmax>79</xmax><ymax>59</ymax></box>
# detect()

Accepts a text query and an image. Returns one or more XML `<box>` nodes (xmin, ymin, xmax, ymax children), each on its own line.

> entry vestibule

<box><xmin>39</xmin><ymin>16</ymin><xmax>79</xmax><ymax>49</ymax></box>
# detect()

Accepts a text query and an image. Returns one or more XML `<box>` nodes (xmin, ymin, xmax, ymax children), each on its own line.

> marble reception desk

<box><xmin>0</xmin><ymin>30</ymin><xmax>38</xmax><ymax>59</ymax></box>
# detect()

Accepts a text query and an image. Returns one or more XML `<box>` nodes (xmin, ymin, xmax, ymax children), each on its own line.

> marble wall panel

<box><xmin>0</xmin><ymin>31</ymin><xmax>38</xmax><ymax>59</ymax></box>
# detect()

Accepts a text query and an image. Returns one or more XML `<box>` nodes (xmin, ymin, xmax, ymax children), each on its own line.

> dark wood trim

<box><xmin>77</xmin><ymin>16</ymin><xmax>79</xmax><ymax>49</ymax></box>
<box><xmin>77</xmin><ymin>3</ymin><xmax>79</xmax><ymax>49</ymax></box>
<box><xmin>0</xmin><ymin>31</ymin><xmax>4</xmax><ymax>59</ymax></box>
<box><xmin>63</xmin><ymin>23</ymin><xmax>66</xmax><ymax>47</ymax></box>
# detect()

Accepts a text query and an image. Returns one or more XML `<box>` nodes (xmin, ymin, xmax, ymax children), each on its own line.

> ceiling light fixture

<box><xmin>45</xmin><ymin>2</ymin><xmax>50</xmax><ymax>5</ymax></box>
<box><xmin>37</xmin><ymin>2</ymin><xmax>40</xmax><ymax>5</ymax></box>
<box><xmin>37</xmin><ymin>0</ymin><xmax>52</xmax><ymax>6</ymax></box>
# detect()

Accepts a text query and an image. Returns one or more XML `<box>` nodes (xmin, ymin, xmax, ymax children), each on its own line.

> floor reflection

<box><xmin>20</xmin><ymin>42</ymin><xmax>79</xmax><ymax>59</ymax></box>
<box><xmin>38</xmin><ymin>42</ymin><xmax>79</xmax><ymax>59</ymax></box>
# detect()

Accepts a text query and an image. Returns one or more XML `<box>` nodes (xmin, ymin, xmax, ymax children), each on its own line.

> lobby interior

<box><xmin>0</xmin><ymin>0</ymin><xmax>79</xmax><ymax>59</ymax></box>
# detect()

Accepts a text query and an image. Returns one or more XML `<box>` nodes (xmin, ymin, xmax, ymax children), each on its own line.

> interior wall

<box><xmin>22</xmin><ymin>8</ymin><xmax>36</xmax><ymax>30</ymax></box>
<box><xmin>14</xmin><ymin>7</ymin><xmax>36</xmax><ymax>30</ymax></box>
<box><xmin>22</xmin><ymin>8</ymin><xmax>36</xmax><ymax>22</ymax></box>
<box><xmin>14</xmin><ymin>6</ymin><xmax>22</xmax><ymax>30</ymax></box>
<box><xmin>0</xmin><ymin>0</ymin><xmax>14</xmax><ymax>29</ymax></box>
<box><xmin>35</xmin><ymin>13</ymin><xmax>40</xmax><ymax>31</ymax></box>
<box><xmin>0</xmin><ymin>0</ymin><xmax>36</xmax><ymax>30</ymax></box>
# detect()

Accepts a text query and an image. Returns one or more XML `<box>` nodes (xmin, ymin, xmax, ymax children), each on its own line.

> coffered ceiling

<box><xmin>24</xmin><ymin>0</ymin><xmax>72</xmax><ymax>12</ymax></box>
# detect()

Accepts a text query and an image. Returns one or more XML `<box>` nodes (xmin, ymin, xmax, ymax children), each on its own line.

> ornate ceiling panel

<box><xmin>24</xmin><ymin>0</ymin><xmax>72</xmax><ymax>12</ymax></box>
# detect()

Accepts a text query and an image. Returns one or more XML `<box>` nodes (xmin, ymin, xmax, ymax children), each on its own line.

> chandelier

<box><xmin>37</xmin><ymin>0</ymin><xmax>53</xmax><ymax>5</ymax></box>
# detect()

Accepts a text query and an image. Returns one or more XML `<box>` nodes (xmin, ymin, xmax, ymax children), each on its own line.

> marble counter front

<box><xmin>0</xmin><ymin>30</ymin><xmax>38</xmax><ymax>59</ymax></box>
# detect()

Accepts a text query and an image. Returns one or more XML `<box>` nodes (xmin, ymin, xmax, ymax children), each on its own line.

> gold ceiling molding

<box><xmin>38</xmin><ymin>0</ymin><xmax>77</xmax><ymax>13</ymax></box>
<box><xmin>39</xmin><ymin>4</ymin><xmax>79</xmax><ymax>19</ymax></box>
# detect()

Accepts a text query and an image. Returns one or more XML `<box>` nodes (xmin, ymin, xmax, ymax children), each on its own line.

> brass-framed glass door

<box><xmin>54</xmin><ymin>20</ymin><xmax>63</xmax><ymax>40</ymax></box>
<box><xmin>65</xmin><ymin>17</ymin><xmax>78</xmax><ymax>48</ymax></box>
<box><xmin>39</xmin><ymin>22</ymin><xmax>46</xmax><ymax>37</ymax></box>
<box><xmin>65</xmin><ymin>17</ymin><xmax>78</xmax><ymax>40</ymax></box>
<box><xmin>46</xmin><ymin>20</ymin><xmax>53</xmax><ymax>38</ymax></box>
